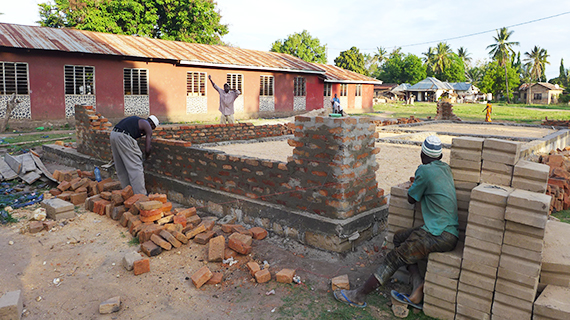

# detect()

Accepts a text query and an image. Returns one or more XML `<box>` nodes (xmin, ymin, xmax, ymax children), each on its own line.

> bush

<box><xmin>559</xmin><ymin>94</ymin><xmax>570</xmax><ymax>104</ymax></box>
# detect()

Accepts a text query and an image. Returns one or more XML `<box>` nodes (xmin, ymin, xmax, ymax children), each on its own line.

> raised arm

<box><xmin>208</xmin><ymin>75</ymin><xmax>221</xmax><ymax>91</ymax></box>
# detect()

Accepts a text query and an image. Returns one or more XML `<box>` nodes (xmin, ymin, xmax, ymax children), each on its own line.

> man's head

<box><xmin>224</xmin><ymin>83</ymin><xmax>230</xmax><ymax>93</ymax></box>
<box><xmin>148</xmin><ymin>115</ymin><xmax>159</xmax><ymax>130</ymax></box>
<box><xmin>421</xmin><ymin>135</ymin><xmax>442</xmax><ymax>164</ymax></box>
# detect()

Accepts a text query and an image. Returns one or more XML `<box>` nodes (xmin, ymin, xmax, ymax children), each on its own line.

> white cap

<box><xmin>421</xmin><ymin>135</ymin><xmax>442</xmax><ymax>158</ymax></box>
<box><xmin>148</xmin><ymin>115</ymin><xmax>159</xmax><ymax>127</ymax></box>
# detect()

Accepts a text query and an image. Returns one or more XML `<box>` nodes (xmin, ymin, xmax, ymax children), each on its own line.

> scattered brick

<box><xmin>249</xmin><ymin>227</ymin><xmax>268</xmax><ymax>240</ymax></box>
<box><xmin>185</xmin><ymin>223</ymin><xmax>206</xmax><ymax>239</ymax></box>
<box><xmin>93</xmin><ymin>199</ymin><xmax>111</xmax><ymax>215</ymax></box>
<box><xmin>111</xmin><ymin>205</ymin><xmax>126</xmax><ymax>221</ymax></box>
<box><xmin>139</xmin><ymin>201</ymin><xmax>163</xmax><ymax>211</ymax></box>
<box><xmin>133</xmin><ymin>258</ymin><xmax>150</xmax><ymax>275</ymax></box>
<box><xmin>71</xmin><ymin>178</ymin><xmax>89</xmax><ymax>190</ymax></box>
<box><xmin>69</xmin><ymin>192</ymin><xmax>87</xmax><ymax>205</ymax></box>
<box><xmin>120</xmin><ymin>212</ymin><xmax>133</xmax><ymax>227</ymax></box>
<box><xmin>202</xmin><ymin>219</ymin><xmax>215</xmax><ymax>231</ymax></box>
<box><xmin>176</xmin><ymin>207</ymin><xmax>197</xmax><ymax>217</ymax></box>
<box><xmin>206</xmin><ymin>272</ymin><xmax>223</xmax><ymax>285</ymax></box>
<box><xmin>255</xmin><ymin>269</ymin><xmax>271</xmax><ymax>283</ymax></box>
<box><xmin>165</xmin><ymin>223</ymin><xmax>183</xmax><ymax>233</ymax></box>
<box><xmin>247</xmin><ymin>262</ymin><xmax>261</xmax><ymax>276</ymax></box>
<box><xmin>140</xmin><ymin>210</ymin><xmax>163</xmax><ymax>223</ymax></box>
<box><xmin>100</xmin><ymin>191</ymin><xmax>112</xmax><ymax>200</ymax></box>
<box><xmin>96</xmin><ymin>177</ymin><xmax>113</xmax><ymax>193</ymax></box>
<box><xmin>150</xmin><ymin>234</ymin><xmax>172</xmax><ymax>250</ymax></box>
<box><xmin>141</xmin><ymin>241</ymin><xmax>162</xmax><ymax>257</ymax></box>
<box><xmin>124</xmin><ymin>194</ymin><xmax>148</xmax><ymax>209</ymax></box>
<box><xmin>169</xmin><ymin>230</ymin><xmax>188</xmax><ymax>244</ymax></box>
<box><xmin>53</xmin><ymin>170</ymin><xmax>61</xmax><ymax>181</ymax></box>
<box><xmin>49</xmin><ymin>188</ymin><xmax>62</xmax><ymax>196</ymax></box>
<box><xmin>233</xmin><ymin>225</ymin><xmax>252</xmax><ymax>236</ymax></box>
<box><xmin>228</xmin><ymin>233</ymin><xmax>253</xmax><ymax>255</ymax></box>
<box><xmin>111</xmin><ymin>191</ymin><xmax>124</xmax><ymax>205</ymax></box>
<box><xmin>156</xmin><ymin>215</ymin><xmax>174</xmax><ymax>225</ymax></box>
<box><xmin>29</xmin><ymin>221</ymin><xmax>45</xmax><ymax>233</ymax></box>
<box><xmin>173</xmin><ymin>214</ymin><xmax>187</xmax><ymax>227</ymax></box>
<box><xmin>187</xmin><ymin>215</ymin><xmax>201</xmax><ymax>226</ymax></box>
<box><xmin>191</xmin><ymin>266</ymin><xmax>213</xmax><ymax>289</ymax></box>
<box><xmin>224</xmin><ymin>248</ymin><xmax>238</xmax><ymax>259</ymax></box>
<box><xmin>148</xmin><ymin>193</ymin><xmax>167</xmax><ymax>203</ymax></box>
<box><xmin>194</xmin><ymin>231</ymin><xmax>216</xmax><ymax>245</ymax></box>
<box><xmin>75</xmin><ymin>187</ymin><xmax>88</xmax><ymax>194</ymax></box>
<box><xmin>120</xmin><ymin>186</ymin><xmax>134</xmax><ymax>201</ymax></box>
<box><xmin>57</xmin><ymin>181</ymin><xmax>71</xmax><ymax>192</ymax></box>
<box><xmin>85</xmin><ymin>195</ymin><xmax>101</xmax><ymax>212</ymax></box>
<box><xmin>276</xmin><ymin>269</ymin><xmax>296</xmax><ymax>283</ymax></box>
<box><xmin>208</xmin><ymin>235</ymin><xmax>225</xmax><ymax>262</ymax></box>
<box><xmin>99</xmin><ymin>296</ymin><xmax>121</xmax><ymax>314</ymax></box>
<box><xmin>138</xmin><ymin>224</ymin><xmax>164</xmax><ymax>243</ymax></box>
<box><xmin>159</xmin><ymin>230</ymin><xmax>182</xmax><ymax>248</ymax></box>
<box><xmin>122</xmin><ymin>251</ymin><xmax>144</xmax><ymax>271</ymax></box>
<box><xmin>102</xmin><ymin>181</ymin><xmax>121</xmax><ymax>191</ymax></box>
<box><xmin>221</xmin><ymin>224</ymin><xmax>238</xmax><ymax>233</ymax></box>
<box><xmin>331</xmin><ymin>274</ymin><xmax>350</xmax><ymax>290</ymax></box>
<box><xmin>161</xmin><ymin>202</ymin><xmax>172</xmax><ymax>213</ymax></box>
<box><xmin>56</xmin><ymin>191</ymin><xmax>72</xmax><ymax>201</ymax></box>
<box><xmin>129</xmin><ymin>219</ymin><xmax>142</xmax><ymax>235</ymax></box>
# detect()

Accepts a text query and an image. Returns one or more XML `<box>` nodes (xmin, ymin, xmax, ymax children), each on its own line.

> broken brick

<box><xmin>206</xmin><ymin>272</ymin><xmax>223</xmax><ymax>285</ymax></box>
<box><xmin>75</xmin><ymin>187</ymin><xmax>88</xmax><ymax>194</ymax></box>
<box><xmin>148</xmin><ymin>193</ymin><xmax>167</xmax><ymax>203</ymax></box>
<box><xmin>129</xmin><ymin>218</ymin><xmax>142</xmax><ymax>235</ymax></box>
<box><xmin>139</xmin><ymin>201</ymin><xmax>163</xmax><ymax>211</ymax></box>
<box><xmin>221</xmin><ymin>224</ymin><xmax>238</xmax><ymax>233</ymax></box>
<box><xmin>247</xmin><ymin>262</ymin><xmax>261</xmax><ymax>276</ymax></box>
<box><xmin>93</xmin><ymin>199</ymin><xmax>111</xmax><ymax>216</ymax></box>
<box><xmin>49</xmin><ymin>188</ymin><xmax>62</xmax><ymax>196</ymax></box>
<box><xmin>194</xmin><ymin>231</ymin><xmax>216</xmax><ymax>245</ymax></box>
<box><xmin>150</xmin><ymin>234</ymin><xmax>172</xmax><ymax>250</ymax></box>
<box><xmin>133</xmin><ymin>258</ymin><xmax>150</xmax><ymax>275</ymax></box>
<box><xmin>202</xmin><ymin>219</ymin><xmax>215</xmax><ymax>231</ymax></box>
<box><xmin>85</xmin><ymin>195</ymin><xmax>101</xmax><ymax>212</ymax></box>
<box><xmin>159</xmin><ymin>230</ymin><xmax>182</xmax><ymax>248</ymax></box>
<box><xmin>187</xmin><ymin>215</ymin><xmax>201</xmax><ymax>226</ymax></box>
<box><xmin>331</xmin><ymin>274</ymin><xmax>350</xmax><ymax>290</ymax></box>
<box><xmin>120</xmin><ymin>185</ymin><xmax>134</xmax><ymax>201</ymax></box>
<box><xmin>232</xmin><ymin>225</ymin><xmax>252</xmax><ymax>236</ymax></box>
<box><xmin>255</xmin><ymin>269</ymin><xmax>271</xmax><ymax>283</ymax></box>
<box><xmin>170</xmin><ymin>230</ymin><xmax>189</xmax><ymax>244</ymax></box>
<box><xmin>71</xmin><ymin>178</ymin><xmax>89</xmax><ymax>190</ymax></box>
<box><xmin>111</xmin><ymin>191</ymin><xmax>124</xmax><ymax>205</ymax></box>
<box><xmin>100</xmin><ymin>191</ymin><xmax>112</xmax><ymax>200</ymax></box>
<box><xmin>276</xmin><ymin>269</ymin><xmax>296</xmax><ymax>283</ymax></box>
<box><xmin>208</xmin><ymin>235</ymin><xmax>225</xmax><ymax>262</ymax></box>
<box><xmin>141</xmin><ymin>240</ymin><xmax>162</xmax><ymax>257</ymax></box>
<box><xmin>124</xmin><ymin>194</ymin><xmax>148</xmax><ymax>209</ymax></box>
<box><xmin>250</xmin><ymin>227</ymin><xmax>268</xmax><ymax>240</ymax></box>
<box><xmin>57</xmin><ymin>181</ymin><xmax>71</xmax><ymax>192</ymax></box>
<box><xmin>69</xmin><ymin>192</ymin><xmax>87</xmax><ymax>205</ymax></box>
<box><xmin>111</xmin><ymin>205</ymin><xmax>126</xmax><ymax>221</ymax></box>
<box><xmin>228</xmin><ymin>233</ymin><xmax>253</xmax><ymax>255</ymax></box>
<box><xmin>56</xmin><ymin>191</ymin><xmax>72</xmax><ymax>201</ymax></box>
<box><xmin>191</xmin><ymin>266</ymin><xmax>213</xmax><ymax>289</ymax></box>
<box><xmin>29</xmin><ymin>221</ymin><xmax>45</xmax><ymax>233</ymax></box>
<box><xmin>176</xmin><ymin>207</ymin><xmax>197</xmax><ymax>217</ymax></box>
<box><xmin>138</xmin><ymin>224</ymin><xmax>164</xmax><ymax>243</ymax></box>
<box><xmin>185</xmin><ymin>223</ymin><xmax>206</xmax><ymax>239</ymax></box>
<box><xmin>120</xmin><ymin>212</ymin><xmax>133</xmax><ymax>228</ymax></box>
<box><xmin>173</xmin><ymin>214</ymin><xmax>187</xmax><ymax>227</ymax></box>
<box><xmin>224</xmin><ymin>248</ymin><xmax>238</xmax><ymax>259</ymax></box>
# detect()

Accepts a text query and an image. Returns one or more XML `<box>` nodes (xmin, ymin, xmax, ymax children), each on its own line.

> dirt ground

<box><xmin>389</xmin><ymin>122</ymin><xmax>555</xmax><ymax>138</ymax></box>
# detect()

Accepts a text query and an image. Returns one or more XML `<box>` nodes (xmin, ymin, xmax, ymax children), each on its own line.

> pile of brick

<box><xmin>372</xmin><ymin>116</ymin><xmax>421</xmax><ymax>127</ymax></box>
<box><xmin>538</xmin><ymin>148</ymin><xmax>570</xmax><ymax>212</ymax></box>
<box><xmin>386</xmin><ymin>136</ymin><xmax>570</xmax><ymax>319</ymax></box>
<box><xmin>435</xmin><ymin>101</ymin><xmax>461</xmax><ymax>121</ymax></box>
<box><xmin>49</xmin><ymin>169</ymin><xmax>120</xmax><ymax>205</ymax></box>
<box><xmin>541</xmin><ymin>117</ymin><xmax>570</xmax><ymax>127</ymax></box>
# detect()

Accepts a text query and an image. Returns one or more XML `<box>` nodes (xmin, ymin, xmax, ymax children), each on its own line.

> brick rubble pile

<box><xmin>435</xmin><ymin>101</ymin><xmax>461</xmax><ymax>121</ymax></box>
<box><xmin>538</xmin><ymin>148</ymin><xmax>570</xmax><ymax>213</ymax></box>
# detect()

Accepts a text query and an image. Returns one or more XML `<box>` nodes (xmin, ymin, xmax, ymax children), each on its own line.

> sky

<box><xmin>2</xmin><ymin>0</ymin><xmax>569</xmax><ymax>80</ymax></box>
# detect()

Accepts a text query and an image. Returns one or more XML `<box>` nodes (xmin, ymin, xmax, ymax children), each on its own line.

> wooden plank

<box><xmin>31</xmin><ymin>153</ymin><xmax>57</xmax><ymax>182</ymax></box>
<box><xmin>4</xmin><ymin>153</ymin><xmax>21</xmax><ymax>174</ymax></box>
<box><xmin>0</xmin><ymin>159</ymin><xmax>18</xmax><ymax>180</ymax></box>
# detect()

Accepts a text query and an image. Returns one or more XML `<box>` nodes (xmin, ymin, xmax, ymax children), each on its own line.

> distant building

<box><xmin>0</xmin><ymin>23</ymin><xmax>380</xmax><ymax>125</ymax></box>
<box><xmin>518</xmin><ymin>83</ymin><xmax>564</xmax><ymax>105</ymax></box>
<box><xmin>450</xmin><ymin>82</ymin><xmax>480</xmax><ymax>102</ymax></box>
<box><xmin>405</xmin><ymin>77</ymin><xmax>454</xmax><ymax>102</ymax></box>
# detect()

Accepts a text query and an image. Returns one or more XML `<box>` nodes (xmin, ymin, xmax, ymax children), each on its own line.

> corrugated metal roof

<box><xmin>408</xmin><ymin>77</ymin><xmax>453</xmax><ymax>91</ymax></box>
<box><xmin>450</xmin><ymin>82</ymin><xmax>473</xmax><ymax>91</ymax></box>
<box><xmin>391</xmin><ymin>83</ymin><xmax>411</xmax><ymax>93</ymax></box>
<box><xmin>0</xmin><ymin>23</ymin><xmax>326</xmax><ymax>74</ymax></box>
<box><xmin>519</xmin><ymin>82</ymin><xmax>564</xmax><ymax>91</ymax></box>
<box><xmin>313</xmin><ymin>63</ymin><xmax>382</xmax><ymax>84</ymax></box>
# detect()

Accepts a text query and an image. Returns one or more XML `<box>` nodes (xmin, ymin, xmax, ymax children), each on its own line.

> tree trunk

<box><xmin>527</xmin><ymin>84</ymin><xmax>532</xmax><ymax>105</ymax></box>
<box><xmin>504</xmin><ymin>64</ymin><xmax>510</xmax><ymax>104</ymax></box>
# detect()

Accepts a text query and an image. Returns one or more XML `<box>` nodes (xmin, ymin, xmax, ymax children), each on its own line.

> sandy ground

<box><xmin>390</xmin><ymin>122</ymin><xmax>555</xmax><ymax>138</ymax></box>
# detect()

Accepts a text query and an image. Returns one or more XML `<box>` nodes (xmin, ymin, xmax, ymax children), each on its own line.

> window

<box><xmin>534</xmin><ymin>93</ymin><xmax>542</xmax><ymax>100</ymax></box>
<box><xmin>340</xmin><ymin>84</ymin><xmax>348</xmax><ymax>96</ymax></box>
<box><xmin>124</xmin><ymin>68</ymin><xmax>148</xmax><ymax>95</ymax></box>
<box><xmin>226</xmin><ymin>73</ymin><xmax>243</xmax><ymax>93</ymax></box>
<box><xmin>64</xmin><ymin>65</ymin><xmax>94</xmax><ymax>95</ymax></box>
<box><xmin>187</xmin><ymin>72</ymin><xmax>206</xmax><ymax>96</ymax></box>
<box><xmin>294</xmin><ymin>77</ymin><xmax>306</xmax><ymax>96</ymax></box>
<box><xmin>355</xmin><ymin>84</ymin><xmax>362</xmax><ymax>97</ymax></box>
<box><xmin>0</xmin><ymin>62</ymin><xmax>29</xmax><ymax>95</ymax></box>
<box><xmin>324</xmin><ymin>83</ymin><xmax>332</xmax><ymax>97</ymax></box>
<box><xmin>260</xmin><ymin>75</ymin><xmax>274</xmax><ymax>96</ymax></box>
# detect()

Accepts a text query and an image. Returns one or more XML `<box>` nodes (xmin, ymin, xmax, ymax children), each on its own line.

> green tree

<box><xmin>436</xmin><ymin>54</ymin><xmax>466</xmax><ymax>82</ymax></box>
<box><xmin>457</xmin><ymin>47</ymin><xmax>472</xmax><ymax>66</ymax></box>
<box><xmin>466</xmin><ymin>66</ymin><xmax>484</xmax><ymax>85</ymax></box>
<box><xmin>270</xmin><ymin>30</ymin><xmax>327</xmax><ymax>63</ymax></box>
<box><xmin>550</xmin><ymin>59</ymin><xmax>569</xmax><ymax>88</ymax></box>
<box><xmin>487</xmin><ymin>27</ymin><xmax>519</xmax><ymax>103</ymax></box>
<box><xmin>479</xmin><ymin>61</ymin><xmax>520</xmax><ymax>101</ymax></box>
<box><xmin>334</xmin><ymin>46</ymin><xmax>367</xmax><ymax>75</ymax></box>
<box><xmin>523</xmin><ymin>46</ymin><xmax>550</xmax><ymax>104</ymax></box>
<box><xmin>378</xmin><ymin>52</ymin><xmax>426</xmax><ymax>84</ymax></box>
<box><xmin>38</xmin><ymin>0</ymin><xmax>228</xmax><ymax>45</ymax></box>
<box><xmin>432</xmin><ymin>42</ymin><xmax>453</xmax><ymax>75</ymax></box>
<box><xmin>422</xmin><ymin>47</ymin><xmax>436</xmax><ymax>73</ymax></box>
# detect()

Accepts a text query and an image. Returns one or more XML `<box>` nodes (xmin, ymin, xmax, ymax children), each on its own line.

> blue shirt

<box><xmin>408</xmin><ymin>160</ymin><xmax>459</xmax><ymax>237</ymax></box>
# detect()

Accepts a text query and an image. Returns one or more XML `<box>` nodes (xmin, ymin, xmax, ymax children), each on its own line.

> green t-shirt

<box><xmin>408</xmin><ymin>160</ymin><xmax>459</xmax><ymax>237</ymax></box>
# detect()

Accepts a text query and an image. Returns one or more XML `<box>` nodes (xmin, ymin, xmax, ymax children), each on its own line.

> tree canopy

<box><xmin>487</xmin><ymin>27</ymin><xmax>519</xmax><ymax>102</ymax></box>
<box><xmin>377</xmin><ymin>52</ymin><xmax>426</xmax><ymax>84</ymax></box>
<box><xmin>270</xmin><ymin>30</ymin><xmax>327</xmax><ymax>64</ymax></box>
<box><xmin>478</xmin><ymin>61</ymin><xmax>520</xmax><ymax>101</ymax></box>
<box><xmin>38</xmin><ymin>0</ymin><xmax>229</xmax><ymax>45</ymax></box>
<box><xmin>334</xmin><ymin>46</ymin><xmax>367</xmax><ymax>75</ymax></box>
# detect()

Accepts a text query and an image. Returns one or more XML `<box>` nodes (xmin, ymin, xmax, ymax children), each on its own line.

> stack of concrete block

<box><xmin>511</xmin><ymin>160</ymin><xmax>550</xmax><ymax>194</ymax></box>
<box><xmin>456</xmin><ymin>183</ymin><xmax>513</xmax><ymax>320</ymax></box>
<box><xmin>422</xmin><ymin>242</ymin><xmax>464</xmax><ymax>320</ymax></box>
<box><xmin>0</xmin><ymin>290</ymin><xmax>23</xmax><ymax>320</ymax></box>
<box><xmin>450</xmin><ymin>137</ymin><xmax>484</xmax><ymax>241</ymax></box>
<box><xmin>540</xmin><ymin>220</ymin><xmax>570</xmax><ymax>289</ymax></box>
<box><xmin>533</xmin><ymin>285</ymin><xmax>570</xmax><ymax>320</ymax></box>
<box><xmin>492</xmin><ymin>189</ymin><xmax>550</xmax><ymax>319</ymax></box>
<box><xmin>480</xmin><ymin>138</ymin><xmax>521</xmax><ymax>186</ymax></box>
<box><xmin>386</xmin><ymin>182</ymin><xmax>414</xmax><ymax>249</ymax></box>
<box><xmin>41</xmin><ymin>198</ymin><xmax>75</xmax><ymax>220</ymax></box>
<box><xmin>412</xmin><ymin>202</ymin><xmax>423</xmax><ymax>228</ymax></box>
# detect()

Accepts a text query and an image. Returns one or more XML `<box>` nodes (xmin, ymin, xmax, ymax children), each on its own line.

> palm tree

<box><xmin>457</xmin><ymin>47</ymin><xmax>472</xmax><ymax>66</ymax></box>
<box><xmin>373</xmin><ymin>47</ymin><xmax>388</xmax><ymax>66</ymax></box>
<box><xmin>422</xmin><ymin>47</ymin><xmax>436</xmax><ymax>72</ymax></box>
<box><xmin>433</xmin><ymin>42</ymin><xmax>452</xmax><ymax>76</ymax></box>
<box><xmin>523</xmin><ymin>46</ymin><xmax>550</xmax><ymax>104</ymax></box>
<box><xmin>487</xmin><ymin>27</ymin><xmax>519</xmax><ymax>103</ymax></box>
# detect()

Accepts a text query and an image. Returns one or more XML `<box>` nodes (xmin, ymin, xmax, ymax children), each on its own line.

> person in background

<box><xmin>483</xmin><ymin>101</ymin><xmax>492</xmax><ymax>122</ymax></box>
<box><xmin>209</xmin><ymin>75</ymin><xmax>240</xmax><ymax>124</ymax></box>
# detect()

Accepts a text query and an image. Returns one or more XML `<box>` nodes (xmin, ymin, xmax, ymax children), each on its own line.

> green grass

<box><xmin>128</xmin><ymin>237</ymin><xmax>140</xmax><ymax>246</ymax></box>
<box><xmin>552</xmin><ymin>210</ymin><xmax>570</xmax><ymax>224</ymax></box>
<box><xmin>1</xmin><ymin>132</ymin><xmax>75</xmax><ymax>144</ymax></box>
<box><xmin>369</xmin><ymin>102</ymin><xmax>570</xmax><ymax>124</ymax></box>
<box><xmin>276</xmin><ymin>284</ymin><xmax>436</xmax><ymax>320</ymax></box>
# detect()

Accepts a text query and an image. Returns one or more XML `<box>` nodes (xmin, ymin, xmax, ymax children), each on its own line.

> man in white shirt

<box><xmin>209</xmin><ymin>75</ymin><xmax>241</xmax><ymax>124</ymax></box>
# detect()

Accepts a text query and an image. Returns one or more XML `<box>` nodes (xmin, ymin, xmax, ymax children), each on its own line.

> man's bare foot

<box><xmin>408</xmin><ymin>282</ymin><xmax>424</xmax><ymax>304</ymax></box>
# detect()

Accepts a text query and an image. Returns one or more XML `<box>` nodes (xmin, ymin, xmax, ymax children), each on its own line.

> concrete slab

<box><xmin>428</xmin><ymin>242</ymin><xmax>464</xmax><ymax>268</ymax></box>
<box><xmin>471</xmin><ymin>184</ymin><xmax>513</xmax><ymax>206</ymax></box>
<box><xmin>507</xmin><ymin>189</ymin><xmax>551</xmax><ymax>215</ymax></box>
<box><xmin>501</xmin><ymin>244</ymin><xmax>542</xmax><ymax>263</ymax></box>
<box><xmin>462</xmin><ymin>246</ymin><xmax>500</xmax><ymax>268</ymax></box>
<box><xmin>456</xmin><ymin>303</ymin><xmax>490</xmax><ymax>320</ymax></box>
<box><xmin>482</xmin><ymin>149</ymin><xmax>518</xmax><ymax>166</ymax></box>
<box><xmin>491</xmin><ymin>300</ymin><xmax>532</xmax><ymax>319</ymax></box>
<box><xmin>41</xmin><ymin>198</ymin><xmax>75</xmax><ymax>220</ymax></box>
<box><xmin>426</xmin><ymin>260</ymin><xmax>461</xmax><ymax>279</ymax></box>
<box><xmin>459</xmin><ymin>269</ymin><xmax>497</xmax><ymax>292</ymax></box>
<box><xmin>542</xmin><ymin>220</ymin><xmax>570</xmax><ymax>274</ymax></box>
<box><xmin>502</xmin><ymin>230</ymin><xmax>544</xmax><ymax>252</ymax></box>
<box><xmin>423</xmin><ymin>302</ymin><xmax>456</xmax><ymax>320</ymax></box>
<box><xmin>494</xmin><ymin>278</ymin><xmax>538</xmax><ymax>302</ymax></box>
<box><xmin>423</xmin><ymin>294</ymin><xmax>456</xmax><ymax>312</ymax></box>
<box><xmin>505</xmin><ymin>220</ymin><xmax>546</xmax><ymax>238</ymax></box>
<box><xmin>461</xmin><ymin>256</ymin><xmax>499</xmax><ymax>278</ymax></box>
<box><xmin>513</xmin><ymin>160</ymin><xmax>549</xmax><ymax>181</ymax></box>
<box><xmin>451</xmin><ymin>148</ymin><xmax>482</xmax><ymax>162</ymax></box>
<box><xmin>511</xmin><ymin>176</ymin><xmax>547</xmax><ymax>193</ymax></box>
<box><xmin>451</xmin><ymin>137</ymin><xmax>485</xmax><ymax>150</ymax></box>
<box><xmin>458</xmin><ymin>281</ymin><xmax>494</xmax><ymax>300</ymax></box>
<box><xmin>497</xmin><ymin>267</ymin><xmax>539</xmax><ymax>289</ymax></box>
<box><xmin>499</xmin><ymin>253</ymin><xmax>541</xmax><ymax>278</ymax></box>
<box><xmin>0</xmin><ymin>290</ymin><xmax>23</xmax><ymax>320</ymax></box>
<box><xmin>484</xmin><ymin>138</ymin><xmax>521</xmax><ymax>154</ymax></box>
<box><xmin>481</xmin><ymin>160</ymin><xmax>514</xmax><ymax>175</ymax></box>
<box><xmin>465</xmin><ymin>223</ymin><xmax>504</xmax><ymax>245</ymax></box>
<box><xmin>533</xmin><ymin>285</ymin><xmax>570</xmax><ymax>320</ymax></box>
<box><xmin>456</xmin><ymin>290</ymin><xmax>492</xmax><ymax>313</ymax></box>
<box><xmin>451</xmin><ymin>168</ymin><xmax>481</xmax><ymax>183</ymax></box>
<box><xmin>450</xmin><ymin>158</ymin><xmax>482</xmax><ymax>171</ymax></box>
<box><xmin>423</xmin><ymin>280</ymin><xmax>457</xmax><ymax>303</ymax></box>
<box><xmin>479</xmin><ymin>170</ymin><xmax>512</xmax><ymax>187</ymax></box>
<box><xmin>468</xmin><ymin>200</ymin><xmax>507</xmax><ymax>220</ymax></box>
<box><xmin>425</xmin><ymin>271</ymin><xmax>459</xmax><ymax>291</ymax></box>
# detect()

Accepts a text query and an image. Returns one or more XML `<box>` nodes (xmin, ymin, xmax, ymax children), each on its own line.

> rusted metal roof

<box><xmin>314</xmin><ymin>63</ymin><xmax>382</xmax><ymax>84</ymax></box>
<box><xmin>519</xmin><ymin>82</ymin><xmax>564</xmax><ymax>91</ymax></box>
<box><xmin>0</xmin><ymin>23</ymin><xmax>325</xmax><ymax>74</ymax></box>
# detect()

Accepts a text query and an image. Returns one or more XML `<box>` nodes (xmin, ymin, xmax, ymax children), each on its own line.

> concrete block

<box><xmin>423</xmin><ymin>294</ymin><xmax>455</xmax><ymax>313</ymax></box>
<box><xmin>499</xmin><ymin>253</ymin><xmax>541</xmax><ymax>278</ymax></box>
<box><xmin>331</xmin><ymin>274</ymin><xmax>350</xmax><ymax>291</ymax></box>
<box><xmin>451</xmin><ymin>168</ymin><xmax>480</xmax><ymax>183</ymax></box>
<box><xmin>390</xmin><ymin>182</ymin><xmax>411</xmax><ymax>198</ymax></box>
<box><xmin>461</xmin><ymin>257</ymin><xmax>499</xmax><ymax>278</ymax></box>
<box><xmin>482</xmin><ymin>149</ymin><xmax>518</xmax><ymax>166</ymax></box>
<box><xmin>467</xmin><ymin>212</ymin><xmax>505</xmax><ymax>232</ymax></box>
<box><xmin>482</xmin><ymin>160</ymin><xmax>514</xmax><ymax>175</ymax></box>
<box><xmin>456</xmin><ymin>290</ymin><xmax>492</xmax><ymax>313</ymax></box>
<box><xmin>533</xmin><ymin>285</ymin><xmax>570</xmax><ymax>320</ymax></box>
<box><xmin>491</xmin><ymin>300</ymin><xmax>532</xmax><ymax>319</ymax></box>
<box><xmin>505</xmin><ymin>220</ymin><xmax>545</xmax><ymax>238</ymax></box>
<box><xmin>501</xmin><ymin>244</ymin><xmax>542</xmax><ymax>263</ymax></box>
<box><xmin>511</xmin><ymin>176</ymin><xmax>547</xmax><ymax>193</ymax></box>
<box><xmin>503</xmin><ymin>230</ymin><xmax>544</xmax><ymax>252</ymax></box>
<box><xmin>426</xmin><ymin>260</ymin><xmax>461</xmax><ymax>279</ymax></box>
<box><xmin>465</xmin><ymin>223</ymin><xmax>504</xmax><ymax>245</ymax></box>
<box><xmin>451</xmin><ymin>148</ymin><xmax>482</xmax><ymax>162</ymax></box>
<box><xmin>428</xmin><ymin>242</ymin><xmax>464</xmax><ymax>268</ymax></box>
<box><xmin>122</xmin><ymin>251</ymin><xmax>144</xmax><ymax>271</ymax></box>
<box><xmin>484</xmin><ymin>138</ymin><xmax>521</xmax><ymax>154</ymax></box>
<box><xmin>452</xmin><ymin>137</ymin><xmax>485</xmax><ymax>150</ymax></box>
<box><xmin>468</xmin><ymin>199</ymin><xmax>506</xmax><ymax>220</ymax></box>
<box><xmin>423</xmin><ymin>280</ymin><xmax>457</xmax><ymax>303</ymax></box>
<box><xmin>470</xmin><ymin>183</ymin><xmax>512</xmax><ymax>206</ymax></box>
<box><xmin>458</xmin><ymin>281</ymin><xmax>493</xmax><ymax>300</ymax></box>
<box><xmin>388</xmin><ymin>196</ymin><xmax>414</xmax><ymax>209</ymax></box>
<box><xmin>459</xmin><ymin>269</ymin><xmax>497</xmax><ymax>291</ymax></box>
<box><xmin>497</xmin><ymin>267</ymin><xmax>539</xmax><ymax>289</ymax></box>
<box><xmin>464</xmin><ymin>235</ymin><xmax>502</xmax><ymax>255</ymax></box>
<box><xmin>423</xmin><ymin>303</ymin><xmax>456</xmax><ymax>320</ymax></box>
<box><xmin>513</xmin><ymin>160</ymin><xmax>549</xmax><ymax>180</ymax></box>
<box><xmin>494</xmin><ymin>278</ymin><xmax>537</xmax><ymax>302</ymax></box>
<box><xmin>479</xmin><ymin>170</ymin><xmax>512</xmax><ymax>186</ymax></box>
<box><xmin>540</xmin><ymin>271</ymin><xmax>570</xmax><ymax>287</ymax></box>
<box><xmin>455</xmin><ymin>304</ymin><xmax>490</xmax><ymax>320</ymax></box>
<box><xmin>0</xmin><ymin>290</ymin><xmax>23</xmax><ymax>320</ymax></box>
<box><xmin>99</xmin><ymin>296</ymin><xmax>121</xmax><ymax>314</ymax></box>
<box><xmin>387</xmin><ymin>205</ymin><xmax>414</xmax><ymax>218</ymax></box>
<box><xmin>542</xmin><ymin>220</ymin><xmax>570</xmax><ymax>274</ymax></box>
<box><xmin>387</xmin><ymin>214</ymin><xmax>413</xmax><ymax>229</ymax></box>
<box><xmin>425</xmin><ymin>271</ymin><xmax>458</xmax><ymax>290</ymax></box>
<box><xmin>450</xmin><ymin>158</ymin><xmax>482</xmax><ymax>171</ymax></box>
<box><xmin>41</xmin><ymin>198</ymin><xmax>75</xmax><ymax>220</ymax></box>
